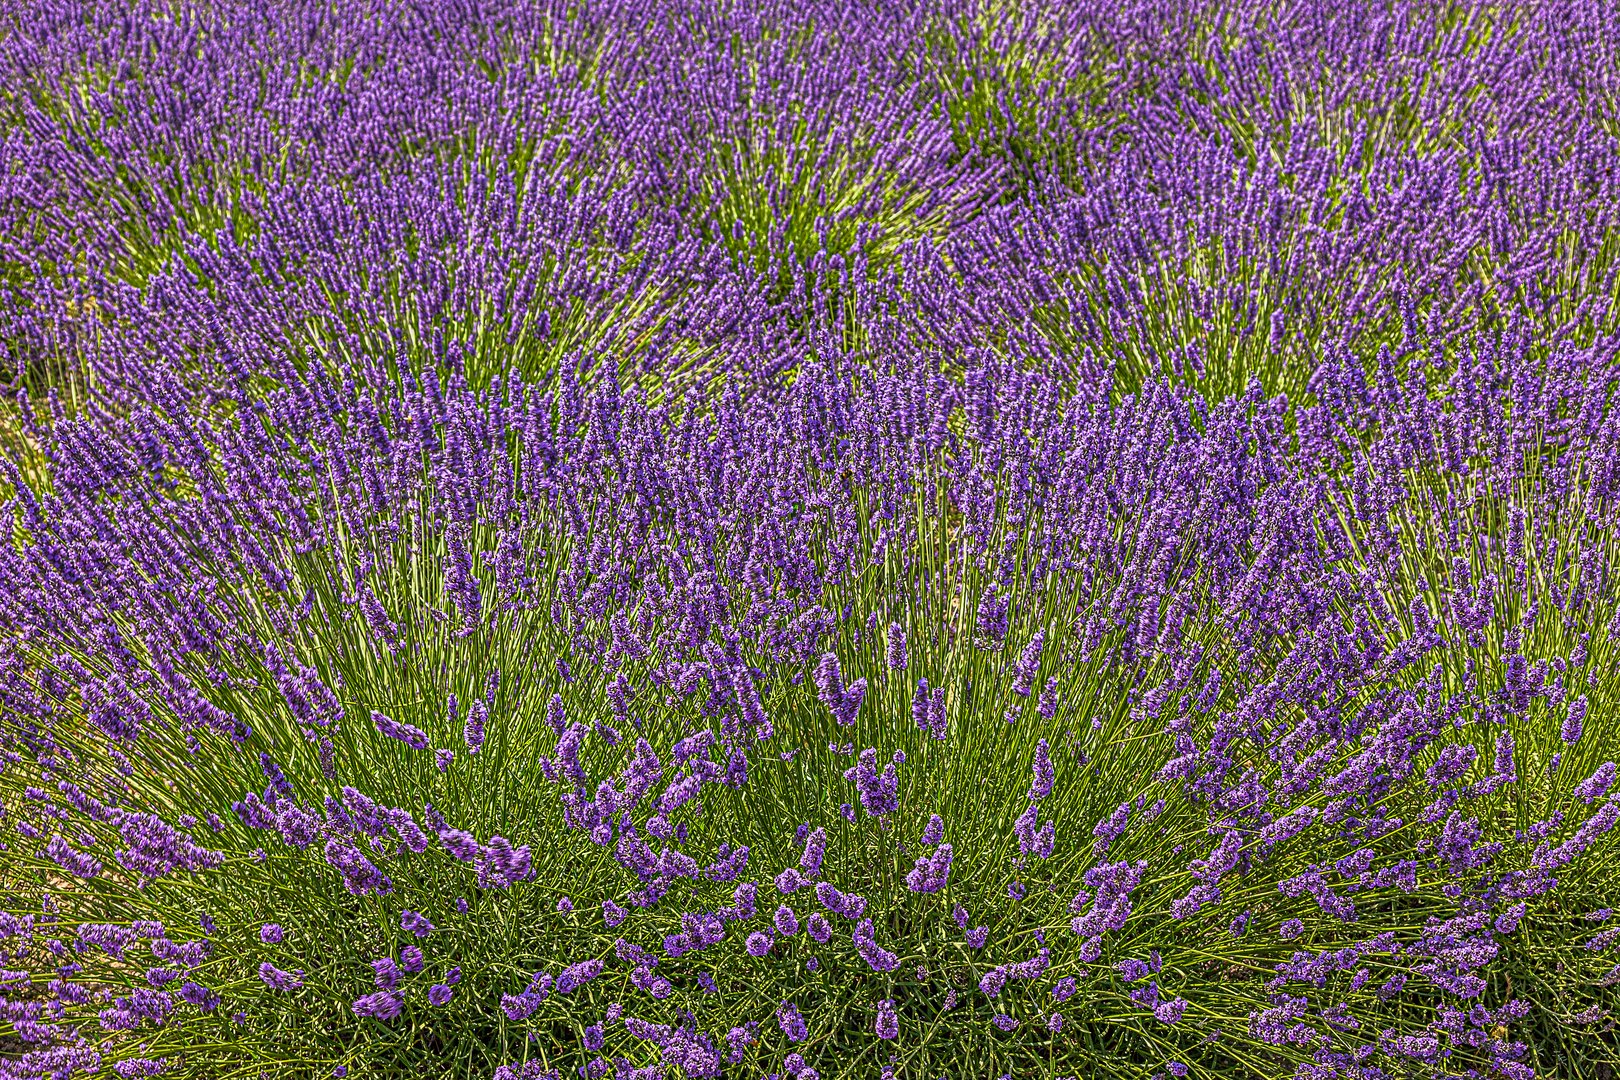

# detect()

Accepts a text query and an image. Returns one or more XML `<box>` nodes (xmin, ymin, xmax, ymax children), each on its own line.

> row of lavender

<box><xmin>1</xmin><ymin>321</ymin><xmax>1616</xmax><ymax>1078</ymax></box>
<box><xmin>1</xmin><ymin>1</ymin><xmax>1619</xmax><ymax>1079</ymax></box>
<box><xmin>2</xmin><ymin>0</ymin><xmax>1616</xmax><ymax>410</ymax></box>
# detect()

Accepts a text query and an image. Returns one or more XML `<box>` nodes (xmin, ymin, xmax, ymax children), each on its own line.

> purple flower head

<box><xmin>807</xmin><ymin>913</ymin><xmax>833</xmax><ymax>944</ymax></box>
<box><xmin>400</xmin><ymin>911</ymin><xmax>434</xmax><ymax>938</ymax></box>
<box><xmin>260</xmin><ymin>924</ymin><xmax>284</xmax><ymax>944</ymax></box>
<box><xmin>371</xmin><ymin>957</ymin><xmax>400</xmax><ymax>989</ymax></box>
<box><xmin>775</xmin><ymin>905</ymin><xmax>800</xmax><ymax>937</ymax></box>
<box><xmin>853</xmin><ymin>918</ymin><xmax>900</xmax><ymax>972</ymax></box>
<box><xmin>777</xmin><ymin>1002</ymin><xmax>808</xmax><ymax>1042</ymax></box>
<box><xmin>558</xmin><ymin>960</ymin><xmax>603</xmax><ymax>994</ymax></box>
<box><xmin>1564</xmin><ymin>696</ymin><xmax>1588</xmax><ymax>746</ymax></box>
<box><xmin>1053</xmin><ymin>976</ymin><xmax>1077</xmax><ymax>1001</ymax></box>
<box><xmin>815</xmin><ymin>882</ymin><xmax>867</xmax><ymax>920</ymax></box>
<box><xmin>977</xmin><ymin>590</ymin><xmax>1009</xmax><ymax>644</ymax></box>
<box><xmin>966</xmin><ymin>926</ymin><xmax>989</xmax><ymax>949</ymax></box>
<box><xmin>352</xmin><ymin>990</ymin><xmax>404</xmax><ymax>1021</ymax></box>
<box><xmin>1029</xmin><ymin>740</ymin><xmax>1054</xmax><ymax>800</ymax></box>
<box><xmin>800</xmin><ymin>827</ymin><xmax>827</xmax><ymax>876</ymax></box>
<box><xmin>434</xmin><ymin>748</ymin><xmax>455</xmax><ymax>771</ymax></box>
<box><xmin>1154</xmin><ymin>998</ymin><xmax>1188</xmax><ymax>1025</ymax></box>
<box><xmin>1092</xmin><ymin>801</ymin><xmax>1130</xmax><ymax>856</ymax></box>
<box><xmin>1279</xmin><ymin>920</ymin><xmax>1304</xmax><ymax>941</ymax></box>
<box><xmin>258</xmin><ymin>962</ymin><xmax>303</xmax><ymax>991</ymax></box>
<box><xmin>922</xmin><ymin>814</ymin><xmax>944</xmax><ymax>846</ymax></box>
<box><xmin>1012</xmin><ymin>631</ymin><xmax>1044</xmax><ymax>696</ymax></box>
<box><xmin>886</xmin><ymin>624</ymin><xmax>907</xmax><ymax>672</ymax></box>
<box><xmin>844</xmin><ymin>748</ymin><xmax>900</xmax><ymax>816</ymax></box>
<box><xmin>372</xmin><ymin>711</ymin><xmax>430</xmax><ymax>751</ymax></box>
<box><xmin>906</xmin><ymin>843</ymin><xmax>953</xmax><ymax>893</ymax></box>
<box><xmin>401</xmin><ymin>946</ymin><xmax>423</xmax><ymax>974</ymax></box>
<box><xmin>1575</xmin><ymin>762</ymin><xmax>1617</xmax><ymax>804</ymax></box>
<box><xmin>992</xmin><ymin>1013</ymin><xmax>1018</xmax><ymax>1032</ymax></box>
<box><xmin>814</xmin><ymin>653</ymin><xmax>865</xmax><ymax>727</ymax></box>
<box><xmin>875</xmin><ymin>998</ymin><xmax>898</xmax><ymax>1040</ymax></box>
<box><xmin>746</xmin><ymin>932</ymin><xmax>773</xmax><ymax>957</ymax></box>
<box><xmin>428</xmin><ymin>983</ymin><xmax>453</xmax><ymax>1006</ymax></box>
<box><xmin>464</xmin><ymin>699</ymin><xmax>487</xmax><ymax>755</ymax></box>
<box><xmin>557</xmin><ymin>896</ymin><xmax>574</xmax><ymax>913</ymax></box>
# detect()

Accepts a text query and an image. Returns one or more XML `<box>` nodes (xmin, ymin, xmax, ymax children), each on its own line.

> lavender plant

<box><xmin>2</xmin><ymin>2</ymin><xmax>1619</xmax><ymax>1079</ymax></box>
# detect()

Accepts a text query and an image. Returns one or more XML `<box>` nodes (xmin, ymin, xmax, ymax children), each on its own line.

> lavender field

<box><xmin>2</xmin><ymin>1</ymin><xmax>1619</xmax><ymax>1077</ymax></box>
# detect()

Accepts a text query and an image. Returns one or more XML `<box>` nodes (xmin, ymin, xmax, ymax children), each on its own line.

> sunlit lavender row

<box><xmin>1</xmin><ymin>1</ymin><xmax>1618</xmax><ymax>1079</ymax></box>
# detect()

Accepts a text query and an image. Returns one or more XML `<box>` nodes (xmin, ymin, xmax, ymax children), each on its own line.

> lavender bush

<box><xmin>2</xmin><ymin>1</ymin><xmax>1619</xmax><ymax>1078</ymax></box>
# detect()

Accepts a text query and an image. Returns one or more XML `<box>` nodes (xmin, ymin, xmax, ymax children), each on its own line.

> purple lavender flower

<box><xmin>1564</xmin><ymin>695</ymin><xmax>1588</xmax><ymax>745</ymax></box>
<box><xmin>371</xmin><ymin>957</ymin><xmax>400</xmax><ymax>990</ymax></box>
<box><xmin>463</xmin><ymin>699</ymin><xmax>486</xmax><ymax>755</ymax></box>
<box><xmin>258</xmin><ymin>962</ymin><xmax>303</xmax><ymax>991</ymax></box>
<box><xmin>352</xmin><ymin>990</ymin><xmax>404</xmax><ymax>1021</ymax></box>
<box><xmin>874</xmin><ymin>998</ymin><xmax>898</xmax><ymax>1040</ymax></box>
<box><xmin>1012</xmin><ymin>631</ymin><xmax>1044</xmax><ymax>696</ymax></box>
<box><xmin>372</xmin><ymin>711</ymin><xmax>430</xmax><ymax>750</ymax></box>
<box><xmin>777</xmin><ymin>1002</ymin><xmax>808</xmax><ymax>1042</ymax></box>
<box><xmin>886</xmin><ymin>624</ymin><xmax>907</xmax><ymax>671</ymax></box>
<box><xmin>1029</xmin><ymin>740</ymin><xmax>1054</xmax><ymax>800</ymax></box>
<box><xmin>260</xmin><ymin>924</ymin><xmax>284</xmax><ymax>944</ymax></box>
<box><xmin>845</xmin><ymin>748</ymin><xmax>900</xmax><ymax>816</ymax></box>
<box><xmin>400</xmin><ymin>911</ymin><xmax>434</xmax><ymax>938</ymax></box>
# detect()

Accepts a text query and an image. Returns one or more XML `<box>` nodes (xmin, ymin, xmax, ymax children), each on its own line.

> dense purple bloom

<box><xmin>372</xmin><ymin>711</ymin><xmax>430</xmax><ymax>751</ymax></box>
<box><xmin>400</xmin><ymin>911</ymin><xmax>434</xmax><ymax>938</ymax></box>
<box><xmin>886</xmin><ymin>624</ymin><xmax>907</xmax><ymax>672</ymax></box>
<box><xmin>844</xmin><ymin>748</ymin><xmax>899</xmax><ymax>817</ymax></box>
<box><xmin>351</xmin><ymin>991</ymin><xmax>404</xmax><ymax>1021</ymax></box>
<box><xmin>1</xmin><ymin>8</ymin><xmax>1618</xmax><ymax>1076</ymax></box>
<box><xmin>371</xmin><ymin>958</ymin><xmax>400</xmax><ymax>990</ymax></box>
<box><xmin>258</xmin><ymin>963</ymin><xmax>303</xmax><ymax>991</ymax></box>
<box><xmin>874</xmin><ymin>998</ymin><xmax>898</xmax><ymax>1040</ymax></box>
<box><xmin>464</xmin><ymin>700</ymin><xmax>487</xmax><ymax>755</ymax></box>
<box><xmin>1564</xmin><ymin>696</ymin><xmax>1588</xmax><ymax>745</ymax></box>
<box><xmin>1012</xmin><ymin>632</ymin><xmax>1044</xmax><ymax>696</ymax></box>
<box><xmin>777</xmin><ymin>1002</ymin><xmax>807</xmax><ymax>1042</ymax></box>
